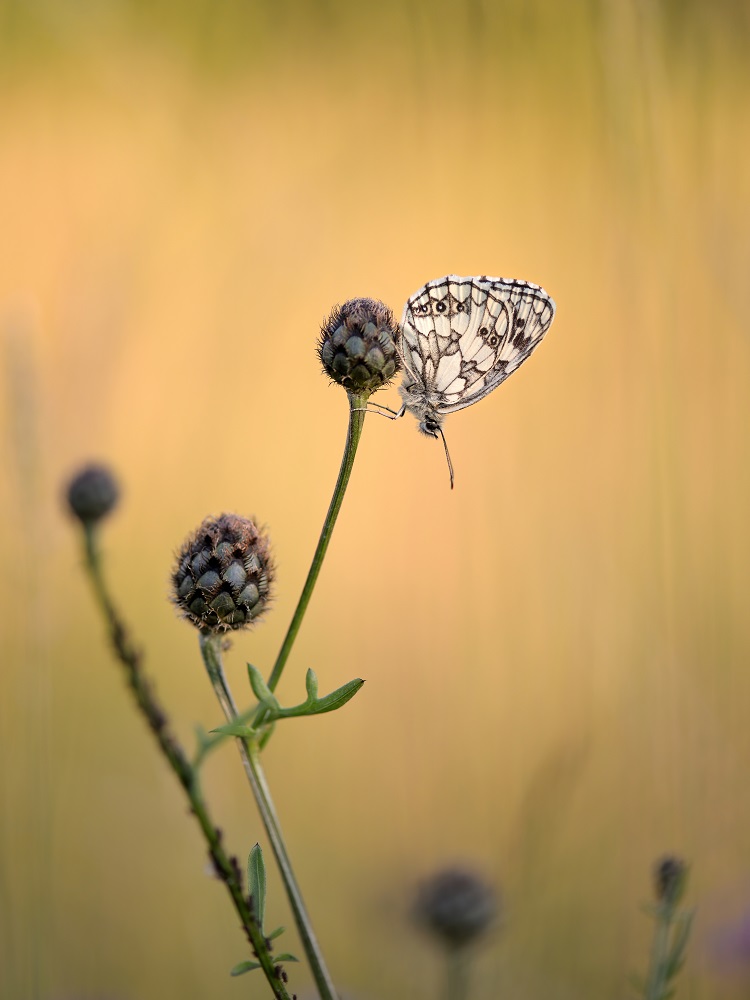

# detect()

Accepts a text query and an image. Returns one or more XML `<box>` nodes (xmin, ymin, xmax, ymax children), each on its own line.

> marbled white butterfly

<box><xmin>392</xmin><ymin>274</ymin><xmax>556</xmax><ymax>487</ymax></box>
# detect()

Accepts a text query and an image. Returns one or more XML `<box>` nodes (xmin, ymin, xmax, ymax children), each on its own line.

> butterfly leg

<box><xmin>351</xmin><ymin>402</ymin><xmax>406</xmax><ymax>420</ymax></box>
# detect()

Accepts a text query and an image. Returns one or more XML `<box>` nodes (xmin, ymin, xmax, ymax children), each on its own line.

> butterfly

<box><xmin>390</xmin><ymin>274</ymin><xmax>556</xmax><ymax>487</ymax></box>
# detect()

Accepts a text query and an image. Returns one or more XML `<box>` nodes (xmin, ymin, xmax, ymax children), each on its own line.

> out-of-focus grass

<box><xmin>1</xmin><ymin>3</ymin><xmax>749</xmax><ymax>998</ymax></box>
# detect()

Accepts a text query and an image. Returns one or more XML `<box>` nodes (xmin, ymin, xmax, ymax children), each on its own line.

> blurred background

<box><xmin>2</xmin><ymin>0</ymin><xmax>750</xmax><ymax>997</ymax></box>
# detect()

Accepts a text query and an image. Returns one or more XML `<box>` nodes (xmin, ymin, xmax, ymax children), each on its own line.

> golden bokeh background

<box><xmin>2</xmin><ymin>2</ymin><xmax>750</xmax><ymax>998</ymax></box>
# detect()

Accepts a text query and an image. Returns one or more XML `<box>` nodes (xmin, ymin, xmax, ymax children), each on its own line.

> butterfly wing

<box><xmin>400</xmin><ymin>275</ymin><xmax>555</xmax><ymax>413</ymax></box>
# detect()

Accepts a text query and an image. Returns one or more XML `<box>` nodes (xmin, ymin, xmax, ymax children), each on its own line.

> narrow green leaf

<box><xmin>267</xmin><ymin>926</ymin><xmax>285</xmax><ymax>941</ymax></box>
<box><xmin>230</xmin><ymin>960</ymin><xmax>261</xmax><ymax>976</ymax></box>
<box><xmin>307</xmin><ymin>677</ymin><xmax>364</xmax><ymax>714</ymax></box>
<box><xmin>247</xmin><ymin>843</ymin><xmax>267</xmax><ymax>930</ymax></box>
<box><xmin>305</xmin><ymin>669</ymin><xmax>319</xmax><ymax>701</ymax></box>
<box><xmin>274</xmin><ymin>677</ymin><xmax>365</xmax><ymax>719</ymax></box>
<box><xmin>272</xmin><ymin>953</ymin><xmax>299</xmax><ymax>963</ymax></box>
<box><xmin>664</xmin><ymin>911</ymin><xmax>693</xmax><ymax>978</ymax></box>
<box><xmin>247</xmin><ymin>663</ymin><xmax>278</xmax><ymax>710</ymax></box>
<box><xmin>671</xmin><ymin>911</ymin><xmax>694</xmax><ymax>956</ymax></box>
<box><xmin>209</xmin><ymin>722</ymin><xmax>256</xmax><ymax>738</ymax></box>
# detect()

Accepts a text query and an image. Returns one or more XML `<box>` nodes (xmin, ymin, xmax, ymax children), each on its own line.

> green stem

<box><xmin>265</xmin><ymin>391</ymin><xmax>368</xmax><ymax>697</ymax></box>
<box><xmin>200</xmin><ymin>633</ymin><xmax>338</xmax><ymax>1000</ymax></box>
<box><xmin>81</xmin><ymin>524</ymin><xmax>290</xmax><ymax>1000</ymax></box>
<box><xmin>644</xmin><ymin>902</ymin><xmax>675</xmax><ymax>1000</ymax></box>
<box><xmin>444</xmin><ymin>949</ymin><xmax>470</xmax><ymax>1000</ymax></box>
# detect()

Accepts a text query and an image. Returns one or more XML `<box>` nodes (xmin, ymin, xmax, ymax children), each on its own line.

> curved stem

<box><xmin>200</xmin><ymin>633</ymin><xmax>338</xmax><ymax>1000</ymax></box>
<box><xmin>81</xmin><ymin>525</ymin><xmax>290</xmax><ymax>1000</ymax></box>
<box><xmin>265</xmin><ymin>391</ymin><xmax>368</xmax><ymax>697</ymax></box>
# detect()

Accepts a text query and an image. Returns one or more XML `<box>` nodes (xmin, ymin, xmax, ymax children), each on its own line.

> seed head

<box><xmin>318</xmin><ymin>297</ymin><xmax>400</xmax><ymax>395</ymax></box>
<box><xmin>654</xmin><ymin>855</ymin><xmax>688</xmax><ymax>906</ymax></box>
<box><xmin>172</xmin><ymin>514</ymin><xmax>274</xmax><ymax>633</ymax></box>
<box><xmin>413</xmin><ymin>866</ymin><xmax>498</xmax><ymax>950</ymax></box>
<box><xmin>66</xmin><ymin>464</ymin><xmax>119</xmax><ymax>524</ymax></box>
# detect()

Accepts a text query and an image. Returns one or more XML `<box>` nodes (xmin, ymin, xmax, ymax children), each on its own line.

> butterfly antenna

<box><xmin>437</xmin><ymin>426</ymin><xmax>455</xmax><ymax>489</ymax></box>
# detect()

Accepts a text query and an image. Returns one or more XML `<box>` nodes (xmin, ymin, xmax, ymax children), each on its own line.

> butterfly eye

<box><xmin>479</xmin><ymin>326</ymin><xmax>489</xmax><ymax>337</ymax></box>
<box><xmin>435</xmin><ymin>301</ymin><xmax>447</xmax><ymax>313</ymax></box>
<box><xmin>488</xmin><ymin>334</ymin><xmax>499</xmax><ymax>347</ymax></box>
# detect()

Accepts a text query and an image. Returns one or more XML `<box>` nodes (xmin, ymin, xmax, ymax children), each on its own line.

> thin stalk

<box><xmin>645</xmin><ymin>914</ymin><xmax>671</xmax><ymax>1000</ymax></box>
<box><xmin>80</xmin><ymin>524</ymin><xmax>290</xmax><ymax>1000</ymax></box>
<box><xmin>200</xmin><ymin>633</ymin><xmax>338</xmax><ymax>1000</ymax></box>
<box><xmin>644</xmin><ymin>902</ymin><xmax>675</xmax><ymax>1000</ymax></box>
<box><xmin>200</xmin><ymin>392</ymin><xmax>369</xmax><ymax>759</ymax></box>
<box><xmin>444</xmin><ymin>949</ymin><xmax>470</xmax><ymax>1000</ymax></box>
<box><xmin>265</xmin><ymin>391</ymin><xmax>368</xmax><ymax>697</ymax></box>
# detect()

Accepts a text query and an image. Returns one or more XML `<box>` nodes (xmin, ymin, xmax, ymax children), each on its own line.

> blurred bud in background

<box><xmin>413</xmin><ymin>865</ymin><xmax>499</xmax><ymax>951</ymax></box>
<box><xmin>65</xmin><ymin>463</ymin><xmax>119</xmax><ymax>526</ymax></box>
<box><xmin>654</xmin><ymin>855</ymin><xmax>688</xmax><ymax>907</ymax></box>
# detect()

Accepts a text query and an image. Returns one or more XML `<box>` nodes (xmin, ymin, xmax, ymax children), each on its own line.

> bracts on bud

<box><xmin>172</xmin><ymin>514</ymin><xmax>274</xmax><ymax>633</ymax></box>
<box><xmin>318</xmin><ymin>297</ymin><xmax>400</xmax><ymax>396</ymax></box>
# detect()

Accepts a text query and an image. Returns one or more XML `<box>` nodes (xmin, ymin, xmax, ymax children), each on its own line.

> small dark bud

<box><xmin>413</xmin><ymin>867</ymin><xmax>498</xmax><ymax>950</ymax></box>
<box><xmin>654</xmin><ymin>855</ymin><xmax>688</xmax><ymax>906</ymax></box>
<box><xmin>230</xmin><ymin>855</ymin><xmax>242</xmax><ymax>883</ymax></box>
<box><xmin>318</xmin><ymin>297</ymin><xmax>400</xmax><ymax>395</ymax></box>
<box><xmin>172</xmin><ymin>514</ymin><xmax>274</xmax><ymax>633</ymax></box>
<box><xmin>66</xmin><ymin>463</ymin><xmax>119</xmax><ymax>524</ymax></box>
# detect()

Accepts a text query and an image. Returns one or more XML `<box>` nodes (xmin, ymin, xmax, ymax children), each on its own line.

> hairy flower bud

<box><xmin>172</xmin><ymin>514</ymin><xmax>274</xmax><ymax>632</ymax></box>
<box><xmin>66</xmin><ymin>464</ymin><xmax>119</xmax><ymax>524</ymax></box>
<box><xmin>318</xmin><ymin>297</ymin><xmax>400</xmax><ymax>395</ymax></box>
<box><xmin>413</xmin><ymin>867</ymin><xmax>498</xmax><ymax>950</ymax></box>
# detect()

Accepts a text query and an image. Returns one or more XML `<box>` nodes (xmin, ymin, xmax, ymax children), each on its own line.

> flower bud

<box><xmin>172</xmin><ymin>514</ymin><xmax>274</xmax><ymax>632</ymax></box>
<box><xmin>318</xmin><ymin>297</ymin><xmax>400</xmax><ymax>395</ymax></box>
<box><xmin>66</xmin><ymin>464</ymin><xmax>119</xmax><ymax>524</ymax></box>
<box><xmin>654</xmin><ymin>855</ymin><xmax>688</xmax><ymax>906</ymax></box>
<box><xmin>413</xmin><ymin>867</ymin><xmax>498</xmax><ymax>950</ymax></box>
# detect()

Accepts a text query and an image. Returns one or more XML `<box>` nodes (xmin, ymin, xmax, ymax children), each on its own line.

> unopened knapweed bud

<box><xmin>66</xmin><ymin>464</ymin><xmax>119</xmax><ymax>524</ymax></box>
<box><xmin>413</xmin><ymin>867</ymin><xmax>498</xmax><ymax>950</ymax></box>
<box><xmin>172</xmin><ymin>514</ymin><xmax>274</xmax><ymax>632</ymax></box>
<box><xmin>318</xmin><ymin>297</ymin><xmax>400</xmax><ymax>395</ymax></box>
<box><xmin>654</xmin><ymin>855</ymin><xmax>688</xmax><ymax>906</ymax></box>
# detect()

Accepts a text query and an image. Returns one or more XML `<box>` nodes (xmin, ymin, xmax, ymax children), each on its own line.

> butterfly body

<box><xmin>397</xmin><ymin>383</ymin><xmax>445</xmax><ymax>440</ymax></box>
<box><xmin>398</xmin><ymin>275</ymin><xmax>556</xmax><ymax>436</ymax></box>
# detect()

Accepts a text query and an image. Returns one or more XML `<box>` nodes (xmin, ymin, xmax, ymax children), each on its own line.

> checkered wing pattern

<box><xmin>400</xmin><ymin>275</ymin><xmax>555</xmax><ymax>415</ymax></box>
